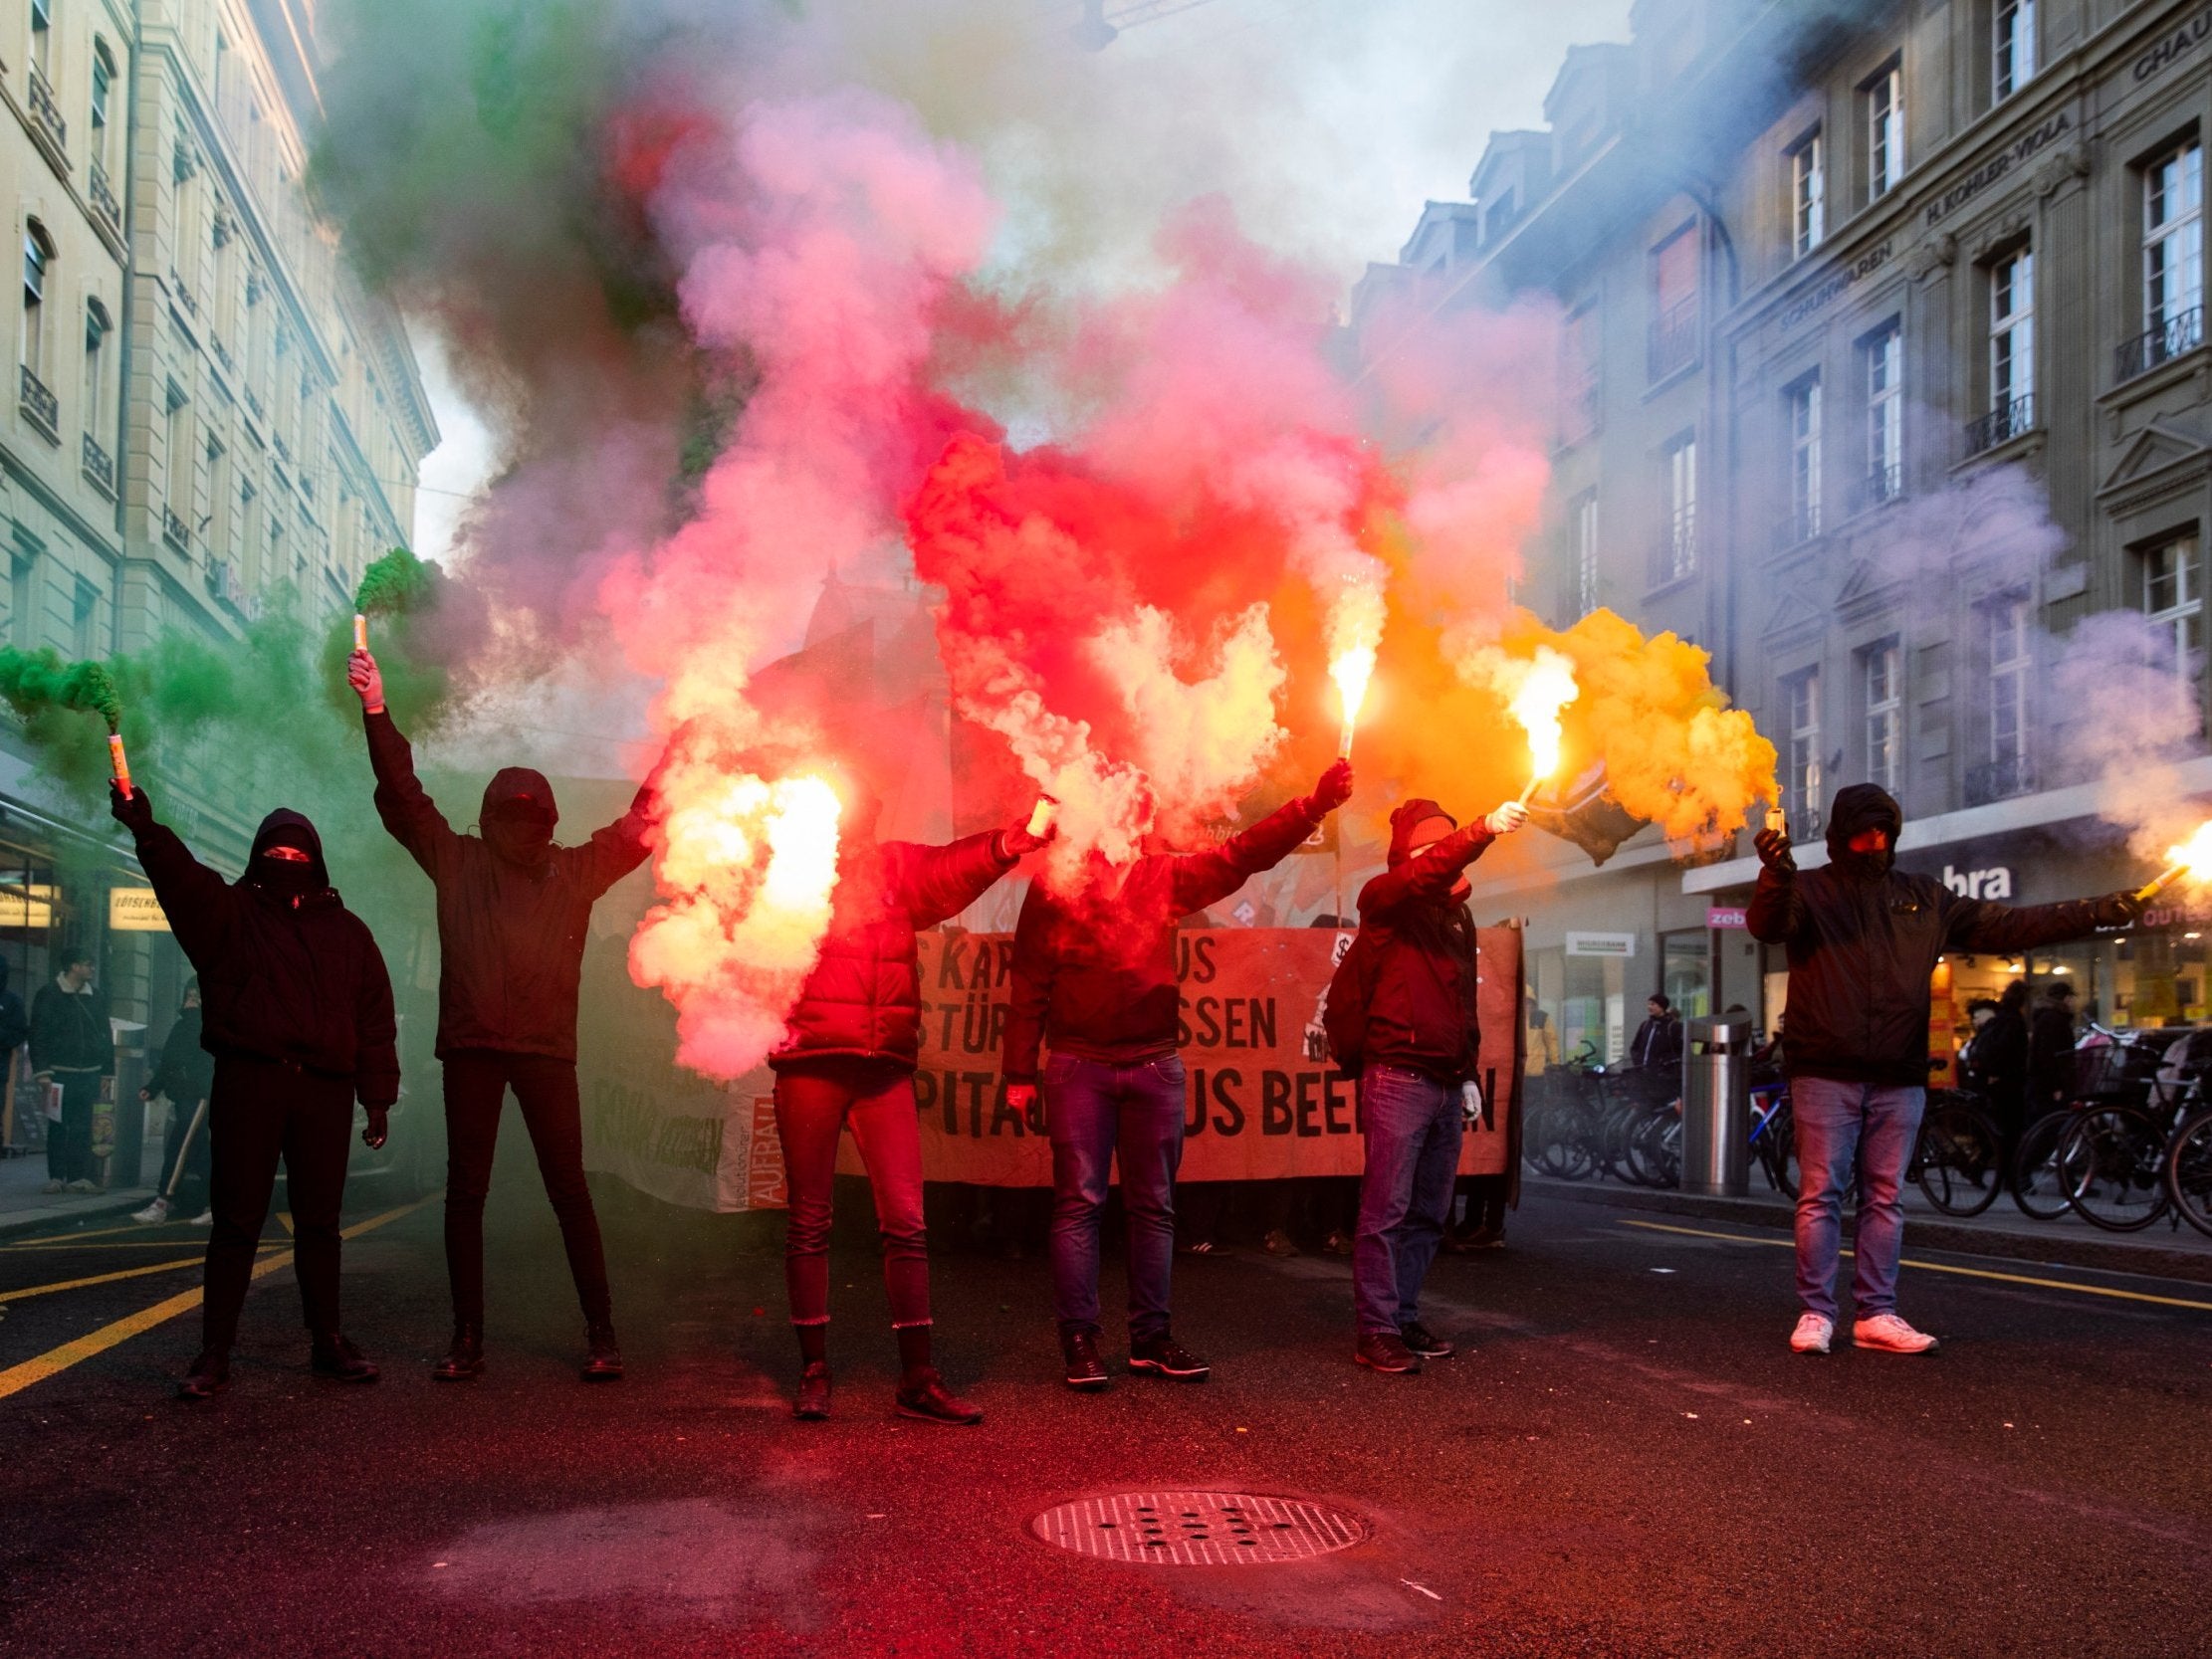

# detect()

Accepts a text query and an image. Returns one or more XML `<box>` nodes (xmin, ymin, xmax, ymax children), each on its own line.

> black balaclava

<box><xmin>247</xmin><ymin>808</ymin><xmax>330</xmax><ymax>899</ymax></box>
<box><xmin>1824</xmin><ymin>782</ymin><xmax>1903</xmax><ymax>880</ymax></box>
<box><xmin>480</xmin><ymin>767</ymin><xmax>559</xmax><ymax>870</ymax></box>
<box><xmin>1388</xmin><ymin>798</ymin><xmax>1456</xmax><ymax>868</ymax></box>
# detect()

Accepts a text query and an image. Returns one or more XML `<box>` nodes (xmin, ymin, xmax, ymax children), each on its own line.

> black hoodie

<box><xmin>364</xmin><ymin>709</ymin><xmax>654</xmax><ymax>1061</ymax></box>
<box><xmin>1747</xmin><ymin>783</ymin><xmax>2133</xmax><ymax>1086</ymax></box>
<box><xmin>123</xmin><ymin>805</ymin><xmax>399</xmax><ymax>1105</ymax></box>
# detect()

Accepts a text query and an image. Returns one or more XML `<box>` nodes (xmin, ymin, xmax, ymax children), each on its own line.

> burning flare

<box><xmin>1462</xmin><ymin>645</ymin><xmax>1578</xmax><ymax>802</ymax></box>
<box><xmin>1331</xmin><ymin>644</ymin><xmax>1377</xmax><ymax>760</ymax></box>
<box><xmin>2137</xmin><ymin>820</ymin><xmax>2212</xmax><ymax>904</ymax></box>
<box><xmin>629</xmin><ymin>763</ymin><xmax>843</xmax><ymax>1083</ymax></box>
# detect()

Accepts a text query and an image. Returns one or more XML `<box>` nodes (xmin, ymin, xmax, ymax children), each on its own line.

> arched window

<box><xmin>83</xmin><ymin>297</ymin><xmax>111</xmax><ymax>436</ymax></box>
<box><xmin>22</xmin><ymin>220</ymin><xmax>54</xmax><ymax>380</ymax></box>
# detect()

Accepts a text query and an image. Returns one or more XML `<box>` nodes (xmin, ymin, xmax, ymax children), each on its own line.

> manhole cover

<box><xmin>1030</xmin><ymin>1491</ymin><xmax>1367</xmax><ymax>1566</ymax></box>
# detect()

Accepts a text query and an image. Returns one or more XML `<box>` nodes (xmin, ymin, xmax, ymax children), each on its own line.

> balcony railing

<box><xmin>1647</xmin><ymin>297</ymin><xmax>1699</xmax><ymax>384</ymax></box>
<box><xmin>1650</xmin><ymin>511</ymin><xmax>1697</xmax><ymax>587</ymax></box>
<box><xmin>26</xmin><ymin>68</ymin><xmax>66</xmax><ymax>152</ymax></box>
<box><xmin>1965</xmin><ymin>395</ymin><xmax>2036</xmax><ymax>457</ymax></box>
<box><xmin>1777</xmin><ymin>498</ymin><xmax>1822</xmax><ymax>551</ymax></box>
<box><xmin>87</xmin><ymin>163</ymin><xmax>119</xmax><ymax>235</ymax></box>
<box><xmin>2117</xmin><ymin>307</ymin><xmax>2204</xmax><ymax>382</ymax></box>
<box><xmin>1965</xmin><ymin>752</ymin><xmax>2036</xmax><ymax>807</ymax></box>
<box><xmin>80</xmin><ymin>432</ymin><xmax>113</xmax><ymax>498</ymax></box>
<box><xmin>162</xmin><ymin>506</ymin><xmax>191</xmax><ymax>554</ymax></box>
<box><xmin>18</xmin><ymin>365</ymin><xmax>58</xmax><ymax>442</ymax></box>
<box><xmin>1851</xmin><ymin>462</ymin><xmax>1903</xmax><ymax>516</ymax></box>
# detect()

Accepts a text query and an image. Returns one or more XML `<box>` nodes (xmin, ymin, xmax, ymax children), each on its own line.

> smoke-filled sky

<box><xmin>410</xmin><ymin>0</ymin><xmax>1637</xmax><ymax>577</ymax></box>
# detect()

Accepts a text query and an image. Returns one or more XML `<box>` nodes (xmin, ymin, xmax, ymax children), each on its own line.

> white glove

<box><xmin>1484</xmin><ymin>801</ymin><xmax>1529</xmax><ymax>835</ymax></box>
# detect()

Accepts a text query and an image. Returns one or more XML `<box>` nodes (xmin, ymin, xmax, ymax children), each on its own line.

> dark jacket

<box><xmin>365</xmin><ymin>709</ymin><xmax>653</xmax><ymax>1061</ymax></box>
<box><xmin>127</xmin><ymin>807</ymin><xmax>400</xmax><ymax>1106</ymax></box>
<box><xmin>774</xmin><ymin>831</ymin><xmax>1019</xmax><ymax>1072</ymax></box>
<box><xmin>146</xmin><ymin>1007</ymin><xmax>216</xmax><ymax>1104</ymax></box>
<box><xmin>1747</xmin><ymin>784</ymin><xmax>2128</xmax><ymax>1087</ymax></box>
<box><xmin>1344</xmin><ymin>799</ymin><xmax>1496</xmax><ymax>1084</ymax></box>
<box><xmin>2028</xmin><ymin>1000</ymin><xmax>2079</xmax><ymax>1106</ymax></box>
<box><xmin>30</xmin><ymin>978</ymin><xmax>113</xmax><ymax>1074</ymax></box>
<box><xmin>0</xmin><ymin>962</ymin><xmax>28</xmax><ymax>1057</ymax></box>
<box><xmin>1004</xmin><ymin>797</ymin><xmax>1327</xmax><ymax>1082</ymax></box>
<box><xmin>1631</xmin><ymin>1012</ymin><xmax>1683</xmax><ymax>1071</ymax></box>
<box><xmin>1967</xmin><ymin>1002</ymin><xmax>2030</xmax><ymax>1106</ymax></box>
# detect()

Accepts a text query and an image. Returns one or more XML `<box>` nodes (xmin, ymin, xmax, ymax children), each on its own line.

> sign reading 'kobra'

<box><xmin>576</xmin><ymin>927</ymin><xmax>1525</xmax><ymax>1212</ymax></box>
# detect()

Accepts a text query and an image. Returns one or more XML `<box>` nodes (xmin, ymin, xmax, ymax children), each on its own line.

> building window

<box><xmin>1785</xmin><ymin>668</ymin><xmax>1823</xmax><ymax>837</ymax></box>
<box><xmin>2145</xmin><ymin>534</ymin><xmax>2203</xmax><ymax>681</ymax></box>
<box><xmin>206</xmin><ymin>436</ymin><xmax>231</xmax><ymax>561</ymax></box>
<box><xmin>1659</xmin><ymin>432</ymin><xmax>1696</xmax><ymax>583</ymax></box>
<box><xmin>1648</xmin><ymin>224</ymin><xmax>1699</xmax><ymax>383</ymax></box>
<box><xmin>1982</xmin><ymin>594</ymin><xmax>2033</xmax><ymax>801</ymax></box>
<box><xmin>2129</xmin><ymin>140</ymin><xmax>2205</xmax><ymax>378</ymax></box>
<box><xmin>1863</xmin><ymin>639</ymin><xmax>1901</xmax><ymax>793</ymax></box>
<box><xmin>1785</xmin><ymin>374</ymin><xmax>1822</xmax><ymax>544</ymax></box>
<box><xmin>163</xmin><ymin>380</ymin><xmax>190</xmax><ymax>511</ymax></box>
<box><xmin>1561</xmin><ymin>303</ymin><xmax>1601</xmax><ymax>446</ymax></box>
<box><xmin>91</xmin><ymin>41</ymin><xmax>114</xmax><ymax>172</ymax></box>
<box><xmin>21</xmin><ymin>221</ymin><xmax>52</xmax><ymax>382</ymax></box>
<box><xmin>1482</xmin><ymin>190</ymin><xmax>1516</xmax><ymax>249</ymax></box>
<box><xmin>1859</xmin><ymin>320</ymin><xmax>1902</xmax><ymax>509</ymax></box>
<box><xmin>1994</xmin><ymin>0</ymin><xmax>2036</xmax><ymax>101</ymax></box>
<box><xmin>1789</xmin><ymin>129</ymin><xmax>1825</xmax><ymax>258</ymax></box>
<box><xmin>30</xmin><ymin>0</ymin><xmax>51</xmax><ymax>80</ymax></box>
<box><xmin>1574</xmin><ymin>490</ymin><xmax>1599</xmax><ymax>617</ymax></box>
<box><xmin>72</xmin><ymin>582</ymin><xmax>96</xmax><ymax>660</ymax></box>
<box><xmin>82</xmin><ymin>299</ymin><xmax>109</xmax><ymax>433</ymax></box>
<box><xmin>1865</xmin><ymin>61</ymin><xmax>1904</xmax><ymax>201</ymax></box>
<box><xmin>1970</xmin><ymin>246</ymin><xmax>2035</xmax><ymax>454</ymax></box>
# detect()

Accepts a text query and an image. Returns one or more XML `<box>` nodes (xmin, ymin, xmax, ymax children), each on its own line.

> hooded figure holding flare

<box><xmin>350</xmin><ymin>649</ymin><xmax>663</xmax><ymax>1384</ymax></box>
<box><xmin>111</xmin><ymin>783</ymin><xmax>397</xmax><ymax>1401</ymax></box>
<box><xmin>1748</xmin><ymin>782</ymin><xmax>2144</xmax><ymax>1359</ymax></box>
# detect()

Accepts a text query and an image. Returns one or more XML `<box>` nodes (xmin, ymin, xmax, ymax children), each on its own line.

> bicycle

<box><xmin>2054</xmin><ymin>1025</ymin><xmax>2200</xmax><ymax>1233</ymax></box>
<box><xmin>2163</xmin><ymin>1104</ymin><xmax>2212</xmax><ymax>1239</ymax></box>
<box><xmin>1908</xmin><ymin>1089</ymin><xmax>2003</xmax><ymax>1217</ymax></box>
<box><xmin>1747</xmin><ymin>1074</ymin><xmax>1796</xmax><ymax>1199</ymax></box>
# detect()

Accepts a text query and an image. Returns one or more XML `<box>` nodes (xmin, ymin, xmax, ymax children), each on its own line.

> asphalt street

<box><xmin>1</xmin><ymin>1164</ymin><xmax>2207</xmax><ymax>1659</ymax></box>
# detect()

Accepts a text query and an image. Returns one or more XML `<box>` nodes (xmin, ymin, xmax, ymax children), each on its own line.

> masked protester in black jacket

<box><xmin>351</xmin><ymin>648</ymin><xmax>662</xmax><ymax>1383</ymax></box>
<box><xmin>1748</xmin><ymin>783</ymin><xmax>2141</xmax><ymax>1358</ymax></box>
<box><xmin>111</xmin><ymin>784</ymin><xmax>398</xmax><ymax>1401</ymax></box>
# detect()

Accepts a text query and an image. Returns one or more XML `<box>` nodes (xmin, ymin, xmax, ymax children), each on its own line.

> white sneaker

<box><xmin>1789</xmin><ymin>1313</ymin><xmax>1833</xmax><ymax>1354</ymax></box>
<box><xmin>131</xmin><ymin>1197</ymin><xmax>170</xmax><ymax>1224</ymax></box>
<box><xmin>1853</xmin><ymin>1313</ymin><xmax>1939</xmax><ymax>1354</ymax></box>
<box><xmin>188</xmin><ymin>1210</ymin><xmax>213</xmax><ymax>1226</ymax></box>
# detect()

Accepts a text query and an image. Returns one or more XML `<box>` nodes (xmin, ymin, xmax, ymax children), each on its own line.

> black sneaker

<box><xmin>1401</xmin><ymin>1321</ymin><xmax>1455</xmax><ymax>1359</ymax></box>
<box><xmin>581</xmin><ymin>1324</ymin><xmax>624</xmax><ymax>1381</ymax></box>
<box><xmin>310</xmin><ymin>1334</ymin><xmax>379</xmax><ymax>1384</ymax></box>
<box><xmin>176</xmin><ymin>1349</ymin><xmax>229</xmax><ymax>1401</ymax></box>
<box><xmin>895</xmin><ymin>1366</ymin><xmax>983</xmax><ymax>1425</ymax></box>
<box><xmin>1355</xmin><ymin>1332</ymin><xmax>1423</xmax><ymax>1374</ymax></box>
<box><xmin>1128</xmin><ymin>1335</ymin><xmax>1211</xmax><ymax>1381</ymax></box>
<box><xmin>793</xmin><ymin>1360</ymin><xmax>831</xmax><ymax>1421</ymax></box>
<box><xmin>432</xmin><ymin>1325</ymin><xmax>484</xmax><ymax>1381</ymax></box>
<box><xmin>1062</xmin><ymin>1330</ymin><xmax>1109</xmax><ymax>1391</ymax></box>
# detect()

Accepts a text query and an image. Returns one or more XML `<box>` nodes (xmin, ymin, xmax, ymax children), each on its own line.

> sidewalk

<box><xmin>1523</xmin><ymin>1171</ymin><xmax>2212</xmax><ymax>1286</ymax></box>
<box><xmin>0</xmin><ymin>1136</ymin><xmax>162</xmax><ymax>1238</ymax></box>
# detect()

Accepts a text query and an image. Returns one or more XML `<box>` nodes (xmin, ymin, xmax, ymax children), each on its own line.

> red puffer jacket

<box><xmin>774</xmin><ymin>831</ymin><xmax>1018</xmax><ymax>1071</ymax></box>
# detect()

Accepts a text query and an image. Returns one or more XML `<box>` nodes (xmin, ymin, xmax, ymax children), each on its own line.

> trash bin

<box><xmin>1680</xmin><ymin>1014</ymin><xmax>1753</xmax><ymax>1197</ymax></box>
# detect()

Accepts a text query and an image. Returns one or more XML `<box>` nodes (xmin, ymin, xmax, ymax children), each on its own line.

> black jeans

<box><xmin>46</xmin><ymin>1071</ymin><xmax>101</xmax><ymax>1183</ymax></box>
<box><xmin>442</xmin><ymin>1050</ymin><xmax>611</xmax><ymax>1331</ymax></box>
<box><xmin>202</xmin><ymin>1055</ymin><xmax>354</xmax><ymax>1354</ymax></box>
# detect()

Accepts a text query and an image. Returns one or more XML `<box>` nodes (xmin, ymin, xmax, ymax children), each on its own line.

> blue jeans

<box><xmin>1353</xmin><ymin>1065</ymin><xmax>1463</xmax><ymax>1336</ymax></box>
<box><xmin>1792</xmin><ymin>1077</ymin><xmax>1925</xmax><ymax>1322</ymax></box>
<box><xmin>1046</xmin><ymin>1053</ymin><xmax>1186</xmax><ymax>1343</ymax></box>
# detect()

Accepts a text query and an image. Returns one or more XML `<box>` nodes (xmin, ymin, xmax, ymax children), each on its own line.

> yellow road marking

<box><xmin>277</xmin><ymin>1211</ymin><xmax>294</xmax><ymax>1236</ymax></box>
<box><xmin>0</xmin><ymin>1194</ymin><xmax>440</xmax><ymax>1401</ymax></box>
<box><xmin>0</xmin><ymin>1248</ymin><xmax>287</xmax><ymax>1301</ymax></box>
<box><xmin>2</xmin><ymin>1239</ymin><xmax>238</xmax><ymax>1253</ymax></box>
<box><xmin>0</xmin><ymin>1219</ymin><xmax>188</xmax><ymax>1248</ymax></box>
<box><xmin>1619</xmin><ymin>1218</ymin><xmax>2212</xmax><ymax>1313</ymax></box>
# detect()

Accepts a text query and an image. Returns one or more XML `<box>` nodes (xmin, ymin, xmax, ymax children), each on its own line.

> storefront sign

<box><xmin>1777</xmin><ymin>241</ymin><xmax>1893</xmax><ymax>330</ymax></box>
<box><xmin>1566</xmin><ymin>931</ymin><xmax>1638</xmax><ymax>958</ymax></box>
<box><xmin>0</xmin><ymin>882</ymin><xmax>57</xmax><ymax>929</ymax></box>
<box><xmin>1706</xmin><ymin>905</ymin><xmax>1748</xmax><ymax>931</ymax></box>
<box><xmin>2136</xmin><ymin>9</ymin><xmax>2212</xmax><ymax>82</ymax></box>
<box><xmin>578</xmin><ymin>928</ymin><xmax>1526</xmax><ymax>1211</ymax></box>
<box><xmin>1924</xmin><ymin>111</ymin><xmax>2073</xmax><ymax>227</ymax></box>
<box><xmin>1940</xmin><ymin>864</ymin><xmax>2014</xmax><ymax>901</ymax></box>
<box><xmin>108</xmin><ymin>887</ymin><xmax>170</xmax><ymax>932</ymax></box>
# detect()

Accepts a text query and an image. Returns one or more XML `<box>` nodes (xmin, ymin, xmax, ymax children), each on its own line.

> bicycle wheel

<box><xmin>1529</xmin><ymin>1099</ymin><xmax>1597</xmax><ymax>1181</ymax></box>
<box><xmin>2056</xmin><ymin>1106</ymin><xmax>2171</xmax><ymax>1233</ymax></box>
<box><xmin>1626</xmin><ymin>1109</ymin><xmax>1680</xmax><ymax>1188</ymax></box>
<box><xmin>2010</xmin><ymin>1111</ymin><xmax>2074</xmax><ymax>1220</ymax></box>
<box><xmin>2162</xmin><ymin>1109</ymin><xmax>2212</xmax><ymax>1241</ymax></box>
<box><xmin>1912</xmin><ymin>1101</ymin><xmax>2003</xmax><ymax>1217</ymax></box>
<box><xmin>1755</xmin><ymin>1106</ymin><xmax>1798</xmax><ymax>1199</ymax></box>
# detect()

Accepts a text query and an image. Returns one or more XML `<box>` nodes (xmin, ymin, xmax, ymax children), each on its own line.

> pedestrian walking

<box><xmin>132</xmin><ymin>979</ymin><xmax>216</xmax><ymax>1224</ymax></box>
<box><xmin>351</xmin><ymin>647</ymin><xmax>662</xmax><ymax>1383</ymax></box>
<box><xmin>29</xmin><ymin>943</ymin><xmax>112</xmax><ymax>1193</ymax></box>
<box><xmin>1324</xmin><ymin>794</ymin><xmax>1528</xmax><ymax>1375</ymax></box>
<box><xmin>111</xmin><ymin>784</ymin><xmax>397</xmax><ymax>1401</ymax></box>
<box><xmin>1968</xmin><ymin>981</ymin><xmax>2031</xmax><ymax>1142</ymax></box>
<box><xmin>773</xmin><ymin>784</ymin><xmax>1047</xmax><ymax>1425</ymax></box>
<box><xmin>2028</xmin><ymin>980</ymin><xmax>2080</xmax><ymax>1121</ymax></box>
<box><xmin>1749</xmin><ymin>784</ymin><xmax>2142</xmax><ymax>1357</ymax></box>
<box><xmin>1630</xmin><ymin>992</ymin><xmax>1683</xmax><ymax>1072</ymax></box>
<box><xmin>1003</xmin><ymin>759</ymin><xmax>1355</xmax><ymax>1391</ymax></box>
